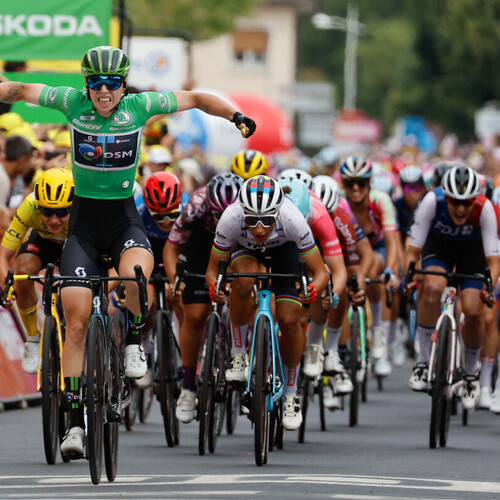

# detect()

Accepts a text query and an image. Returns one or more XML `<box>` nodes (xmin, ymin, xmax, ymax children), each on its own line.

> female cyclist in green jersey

<box><xmin>0</xmin><ymin>45</ymin><xmax>256</xmax><ymax>459</ymax></box>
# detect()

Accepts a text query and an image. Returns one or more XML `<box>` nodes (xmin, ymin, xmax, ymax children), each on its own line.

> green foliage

<box><xmin>299</xmin><ymin>0</ymin><xmax>500</xmax><ymax>139</ymax></box>
<box><xmin>124</xmin><ymin>0</ymin><xmax>260</xmax><ymax>40</ymax></box>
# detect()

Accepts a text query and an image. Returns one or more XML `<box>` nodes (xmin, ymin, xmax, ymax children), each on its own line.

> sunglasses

<box><xmin>244</xmin><ymin>213</ymin><xmax>278</xmax><ymax>228</ymax></box>
<box><xmin>151</xmin><ymin>210</ymin><xmax>180</xmax><ymax>223</ymax></box>
<box><xmin>403</xmin><ymin>183</ymin><xmax>425</xmax><ymax>195</ymax></box>
<box><xmin>343</xmin><ymin>178</ymin><xmax>370</xmax><ymax>189</ymax></box>
<box><xmin>446</xmin><ymin>197</ymin><xmax>475</xmax><ymax>208</ymax></box>
<box><xmin>41</xmin><ymin>206</ymin><xmax>71</xmax><ymax>218</ymax></box>
<box><xmin>87</xmin><ymin>75</ymin><xmax>124</xmax><ymax>91</ymax></box>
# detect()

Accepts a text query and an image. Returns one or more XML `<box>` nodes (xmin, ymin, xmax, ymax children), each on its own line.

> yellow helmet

<box><xmin>35</xmin><ymin>168</ymin><xmax>74</xmax><ymax>208</ymax></box>
<box><xmin>231</xmin><ymin>149</ymin><xmax>268</xmax><ymax>180</ymax></box>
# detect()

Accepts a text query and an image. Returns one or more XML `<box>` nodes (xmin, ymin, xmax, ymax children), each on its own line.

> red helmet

<box><xmin>143</xmin><ymin>172</ymin><xmax>181</xmax><ymax>213</ymax></box>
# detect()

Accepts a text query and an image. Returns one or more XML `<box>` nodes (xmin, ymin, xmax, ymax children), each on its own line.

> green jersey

<box><xmin>38</xmin><ymin>86</ymin><xmax>178</xmax><ymax>199</ymax></box>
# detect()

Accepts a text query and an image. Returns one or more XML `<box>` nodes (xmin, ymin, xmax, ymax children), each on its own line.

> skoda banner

<box><xmin>0</xmin><ymin>0</ymin><xmax>111</xmax><ymax>60</ymax></box>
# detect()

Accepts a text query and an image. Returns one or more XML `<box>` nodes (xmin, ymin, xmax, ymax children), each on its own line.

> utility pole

<box><xmin>312</xmin><ymin>4</ymin><xmax>367</xmax><ymax>110</ymax></box>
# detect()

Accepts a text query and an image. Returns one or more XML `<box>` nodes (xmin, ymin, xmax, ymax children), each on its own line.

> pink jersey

<box><xmin>308</xmin><ymin>191</ymin><xmax>342</xmax><ymax>258</ymax></box>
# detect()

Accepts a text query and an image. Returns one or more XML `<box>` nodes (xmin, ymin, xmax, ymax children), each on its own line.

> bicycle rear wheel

<box><xmin>156</xmin><ymin>312</ymin><xmax>179</xmax><ymax>447</ymax></box>
<box><xmin>140</xmin><ymin>386</ymin><xmax>154</xmax><ymax>423</ymax></box>
<box><xmin>429</xmin><ymin>316</ymin><xmax>450</xmax><ymax>449</ymax></box>
<box><xmin>198</xmin><ymin>312</ymin><xmax>218</xmax><ymax>455</ymax></box>
<box><xmin>349</xmin><ymin>308</ymin><xmax>360</xmax><ymax>427</ymax></box>
<box><xmin>253</xmin><ymin>315</ymin><xmax>270</xmax><ymax>466</ymax></box>
<box><xmin>85</xmin><ymin>316</ymin><xmax>105</xmax><ymax>485</ymax></box>
<box><xmin>318</xmin><ymin>378</ymin><xmax>326</xmax><ymax>431</ymax></box>
<box><xmin>41</xmin><ymin>315</ymin><xmax>61</xmax><ymax>465</ymax></box>
<box><xmin>104</xmin><ymin>319</ymin><xmax>121</xmax><ymax>482</ymax></box>
<box><xmin>124</xmin><ymin>386</ymin><xmax>140</xmax><ymax>431</ymax></box>
<box><xmin>226</xmin><ymin>388</ymin><xmax>239</xmax><ymax>435</ymax></box>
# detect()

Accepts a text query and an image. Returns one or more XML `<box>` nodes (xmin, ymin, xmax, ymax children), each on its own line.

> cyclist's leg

<box><xmin>479</xmin><ymin>303</ymin><xmax>496</xmax><ymax>409</ymax></box>
<box><xmin>226</xmin><ymin>251</ymin><xmax>259</xmax><ymax>382</ymax></box>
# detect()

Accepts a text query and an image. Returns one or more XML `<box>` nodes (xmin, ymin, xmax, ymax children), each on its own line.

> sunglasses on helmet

<box><xmin>87</xmin><ymin>75</ymin><xmax>124</xmax><ymax>91</ymax></box>
<box><xmin>151</xmin><ymin>210</ymin><xmax>180</xmax><ymax>223</ymax></box>
<box><xmin>41</xmin><ymin>206</ymin><xmax>71</xmax><ymax>218</ymax></box>
<box><xmin>445</xmin><ymin>197</ymin><xmax>475</xmax><ymax>208</ymax></box>
<box><xmin>343</xmin><ymin>178</ymin><xmax>370</xmax><ymax>189</ymax></box>
<box><xmin>244</xmin><ymin>213</ymin><xmax>278</xmax><ymax>228</ymax></box>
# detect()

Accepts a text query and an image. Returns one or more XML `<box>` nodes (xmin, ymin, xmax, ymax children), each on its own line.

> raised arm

<box><xmin>0</xmin><ymin>81</ymin><xmax>45</xmax><ymax>106</ymax></box>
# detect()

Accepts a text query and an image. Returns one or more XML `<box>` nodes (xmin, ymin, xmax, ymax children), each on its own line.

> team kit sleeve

<box><xmin>1</xmin><ymin>197</ymin><xmax>33</xmax><ymax>251</ymax></box>
<box><xmin>38</xmin><ymin>86</ymin><xmax>85</xmax><ymax>117</ymax></box>
<box><xmin>131</xmin><ymin>92</ymin><xmax>178</xmax><ymax>121</ymax></box>
<box><xmin>409</xmin><ymin>191</ymin><xmax>437</xmax><ymax>249</ymax></box>
<box><xmin>479</xmin><ymin>200</ymin><xmax>500</xmax><ymax>257</ymax></box>
<box><xmin>372</xmin><ymin>191</ymin><xmax>398</xmax><ymax>232</ymax></box>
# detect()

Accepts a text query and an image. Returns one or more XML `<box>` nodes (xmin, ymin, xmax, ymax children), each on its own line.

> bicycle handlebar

<box><xmin>405</xmin><ymin>260</ymin><xmax>494</xmax><ymax>307</ymax></box>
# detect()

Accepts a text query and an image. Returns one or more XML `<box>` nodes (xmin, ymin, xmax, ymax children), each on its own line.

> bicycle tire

<box><xmin>198</xmin><ymin>312</ymin><xmax>218</xmax><ymax>455</ymax></box>
<box><xmin>211</xmin><ymin>321</ymin><xmax>229</xmax><ymax>449</ymax></box>
<box><xmin>124</xmin><ymin>386</ymin><xmax>140</xmax><ymax>431</ymax></box>
<box><xmin>439</xmin><ymin>323</ymin><xmax>453</xmax><ymax>447</ymax></box>
<box><xmin>275</xmin><ymin>401</ymin><xmax>284</xmax><ymax>450</ymax></box>
<box><xmin>298</xmin><ymin>372</ymin><xmax>311</xmax><ymax>444</ymax></box>
<box><xmin>85</xmin><ymin>315</ymin><xmax>105</xmax><ymax>485</ymax></box>
<box><xmin>59</xmin><ymin>408</ymin><xmax>70</xmax><ymax>463</ymax></box>
<box><xmin>104</xmin><ymin>320</ymin><xmax>120</xmax><ymax>482</ymax></box>
<box><xmin>318</xmin><ymin>379</ymin><xmax>326</xmax><ymax>432</ymax></box>
<box><xmin>253</xmin><ymin>315</ymin><xmax>270</xmax><ymax>466</ymax></box>
<box><xmin>429</xmin><ymin>316</ymin><xmax>450</xmax><ymax>449</ymax></box>
<box><xmin>156</xmin><ymin>312</ymin><xmax>179</xmax><ymax>448</ymax></box>
<box><xmin>349</xmin><ymin>308</ymin><xmax>360</xmax><ymax>427</ymax></box>
<box><xmin>226</xmin><ymin>388</ymin><xmax>240</xmax><ymax>435</ymax></box>
<box><xmin>139</xmin><ymin>386</ymin><xmax>154</xmax><ymax>423</ymax></box>
<box><xmin>41</xmin><ymin>315</ymin><xmax>60</xmax><ymax>465</ymax></box>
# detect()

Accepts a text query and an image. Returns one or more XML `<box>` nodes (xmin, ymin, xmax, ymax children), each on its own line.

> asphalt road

<box><xmin>2</xmin><ymin>359</ymin><xmax>500</xmax><ymax>499</ymax></box>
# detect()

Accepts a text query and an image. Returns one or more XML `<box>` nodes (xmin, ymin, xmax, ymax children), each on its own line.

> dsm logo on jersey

<box><xmin>79</xmin><ymin>144</ymin><xmax>103</xmax><ymax>161</ymax></box>
<box><xmin>113</xmin><ymin>111</ymin><xmax>132</xmax><ymax>125</ymax></box>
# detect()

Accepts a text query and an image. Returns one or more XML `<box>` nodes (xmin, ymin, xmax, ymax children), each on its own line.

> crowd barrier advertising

<box><xmin>0</xmin><ymin>0</ymin><xmax>111</xmax><ymax>60</ymax></box>
<box><xmin>0</xmin><ymin>307</ymin><xmax>37</xmax><ymax>404</ymax></box>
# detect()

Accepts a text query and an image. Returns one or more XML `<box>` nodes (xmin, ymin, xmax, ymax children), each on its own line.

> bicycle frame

<box><xmin>427</xmin><ymin>286</ymin><xmax>461</xmax><ymax>397</ymax></box>
<box><xmin>246</xmin><ymin>287</ymin><xmax>284</xmax><ymax>411</ymax></box>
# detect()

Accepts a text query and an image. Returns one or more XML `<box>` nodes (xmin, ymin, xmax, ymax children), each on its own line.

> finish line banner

<box><xmin>0</xmin><ymin>0</ymin><xmax>111</xmax><ymax>60</ymax></box>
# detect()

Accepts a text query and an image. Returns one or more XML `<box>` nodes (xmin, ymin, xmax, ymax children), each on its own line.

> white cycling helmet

<box><xmin>312</xmin><ymin>175</ymin><xmax>340</xmax><ymax>213</ymax></box>
<box><xmin>399</xmin><ymin>165</ymin><xmax>424</xmax><ymax>185</ymax></box>
<box><xmin>276</xmin><ymin>168</ymin><xmax>313</xmax><ymax>189</ymax></box>
<box><xmin>339</xmin><ymin>155</ymin><xmax>372</xmax><ymax>179</ymax></box>
<box><xmin>238</xmin><ymin>175</ymin><xmax>284</xmax><ymax>215</ymax></box>
<box><xmin>441</xmin><ymin>165</ymin><xmax>481</xmax><ymax>200</ymax></box>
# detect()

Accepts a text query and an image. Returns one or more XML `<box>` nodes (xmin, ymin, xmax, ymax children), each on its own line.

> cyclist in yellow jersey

<box><xmin>0</xmin><ymin>168</ymin><xmax>73</xmax><ymax>373</ymax></box>
<box><xmin>0</xmin><ymin>45</ymin><xmax>256</xmax><ymax>459</ymax></box>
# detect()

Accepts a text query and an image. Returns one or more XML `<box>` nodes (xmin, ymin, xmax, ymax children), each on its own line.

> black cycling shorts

<box><xmin>421</xmin><ymin>232</ymin><xmax>487</xmax><ymax>290</ymax></box>
<box><xmin>230</xmin><ymin>241</ymin><xmax>300</xmax><ymax>301</ymax></box>
<box><xmin>60</xmin><ymin>195</ymin><xmax>152</xmax><ymax>288</ymax></box>
<box><xmin>179</xmin><ymin>227</ymin><xmax>213</xmax><ymax>305</ymax></box>
<box><xmin>18</xmin><ymin>230</ymin><xmax>63</xmax><ymax>269</ymax></box>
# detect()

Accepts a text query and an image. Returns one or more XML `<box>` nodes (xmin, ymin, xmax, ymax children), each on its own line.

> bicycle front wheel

<box><xmin>349</xmin><ymin>308</ymin><xmax>360</xmax><ymax>427</ymax></box>
<box><xmin>85</xmin><ymin>316</ymin><xmax>105</xmax><ymax>485</ymax></box>
<box><xmin>104</xmin><ymin>317</ymin><xmax>121</xmax><ymax>482</ymax></box>
<box><xmin>429</xmin><ymin>316</ymin><xmax>450</xmax><ymax>449</ymax></box>
<box><xmin>41</xmin><ymin>315</ymin><xmax>61</xmax><ymax>465</ymax></box>
<box><xmin>156</xmin><ymin>312</ymin><xmax>179</xmax><ymax>447</ymax></box>
<box><xmin>253</xmin><ymin>315</ymin><xmax>270</xmax><ymax>466</ymax></box>
<box><xmin>198</xmin><ymin>312</ymin><xmax>218</xmax><ymax>456</ymax></box>
<box><xmin>298</xmin><ymin>372</ymin><xmax>312</xmax><ymax>444</ymax></box>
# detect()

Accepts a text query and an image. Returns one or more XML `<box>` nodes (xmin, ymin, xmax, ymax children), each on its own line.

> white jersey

<box><xmin>213</xmin><ymin>197</ymin><xmax>317</xmax><ymax>255</ymax></box>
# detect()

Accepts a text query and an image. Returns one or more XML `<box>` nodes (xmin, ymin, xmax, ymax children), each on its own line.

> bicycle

<box><xmin>60</xmin><ymin>257</ymin><xmax>148</xmax><ymax>484</ymax></box>
<box><xmin>405</xmin><ymin>260</ymin><xmax>493</xmax><ymax>449</ymax></box>
<box><xmin>2</xmin><ymin>263</ymin><xmax>68</xmax><ymax>465</ymax></box>
<box><xmin>175</xmin><ymin>260</ymin><xmax>232</xmax><ymax>456</ymax></box>
<box><xmin>228</xmin><ymin>260</ymin><xmax>309</xmax><ymax>466</ymax></box>
<box><xmin>150</xmin><ymin>265</ymin><xmax>182</xmax><ymax>448</ymax></box>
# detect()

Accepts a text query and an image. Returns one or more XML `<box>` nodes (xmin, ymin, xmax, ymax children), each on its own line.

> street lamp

<box><xmin>312</xmin><ymin>4</ymin><xmax>367</xmax><ymax>111</ymax></box>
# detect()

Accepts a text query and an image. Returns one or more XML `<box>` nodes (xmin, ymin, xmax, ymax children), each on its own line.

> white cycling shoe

<box><xmin>125</xmin><ymin>344</ymin><xmax>147</xmax><ymax>379</ymax></box>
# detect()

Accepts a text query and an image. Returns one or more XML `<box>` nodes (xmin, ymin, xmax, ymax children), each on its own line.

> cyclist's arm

<box><xmin>384</xmin><ymin>230</ymin><xmax>400</xmax><ymax>275</ymax></box>
<box><xmin>205</xmin><ymin>247</ymin><xmax>230</xmax><ymax>289</ymax></box>
<box><xmin>404</xmin><ymin>245</ymin><xmax>422</xmax><ymax>276</ymax></box>
<box><xmin>0</xmin><ymin>244</ymin><xmax>16</xmax><ymax>287</ymax></box>
<box><xmin>163</xmin><ymin>240</ymin><xmax>182</xmax><ymax>285</ymax></box>
<box><xmin>172</xmin><ymin>90</ymin><xmax>239</xmax><ymax>121</ymax></box>
<box><xmin>486</xmin><ymin>254</ymin><xmax>500</xmax><ymax>291</ymax></box>
<box><xmin>302</xmin><ymin>248</ymin><xmax>329</xmax><ymax>295</ymax></box>
<box><xmin>324</xmin><ymin>254</ymin><xmax>347</xmax><ymax>298</ymax></box>
<box><xmin>0</xmin><ymin>82</ymin><xmax>45</xmax><ymax>105</ymax></box>
<box><xmin>357</xmin><ymin>237</ymin><xmax>375</xmax><ymax>281</ymax></box>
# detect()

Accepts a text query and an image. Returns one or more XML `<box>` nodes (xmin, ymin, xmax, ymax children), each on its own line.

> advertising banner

<box><xmin>0</xmin><ymin>0</ymin><xmax>111</xmax><ymax>60</ymax></box>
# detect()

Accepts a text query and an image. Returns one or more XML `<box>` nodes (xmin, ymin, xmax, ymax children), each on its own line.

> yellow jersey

<box><xmin>1</xmin><ymin>193</ymin><xmax>68</xmax><ymax>251</ymax></box>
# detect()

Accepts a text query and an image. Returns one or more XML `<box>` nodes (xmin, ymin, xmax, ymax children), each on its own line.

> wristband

<box><xmin>231</xmin><ymin>111</ymin><xmax>243</xmax><ymax>123</ymax></box>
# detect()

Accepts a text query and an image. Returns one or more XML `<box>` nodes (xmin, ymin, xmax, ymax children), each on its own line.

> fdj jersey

<box><xmin>38</xmin><ymin>86</ymin><xmax>178</xmax><ymax>199</ymax></box>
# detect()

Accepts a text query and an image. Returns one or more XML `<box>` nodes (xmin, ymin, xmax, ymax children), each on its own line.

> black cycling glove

<box><xmin>231</xmin><ymin>112</ymin><xmax>256</xmax><ymax>138</ymax></box>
